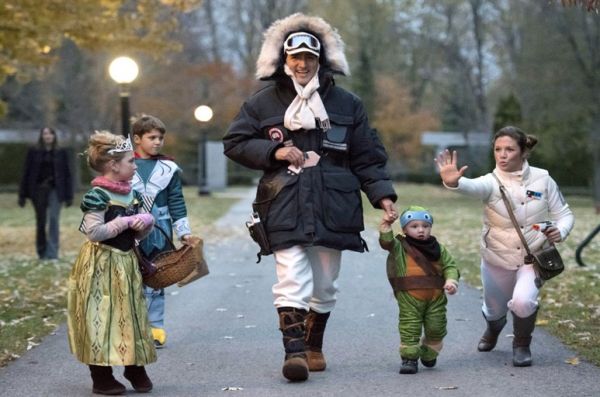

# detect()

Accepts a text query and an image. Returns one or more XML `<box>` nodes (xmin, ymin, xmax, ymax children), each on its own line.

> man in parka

<box><xmin>223</xmin><ymin>13</ymin><xmax>397</xmax><ymax>382</ymax></box>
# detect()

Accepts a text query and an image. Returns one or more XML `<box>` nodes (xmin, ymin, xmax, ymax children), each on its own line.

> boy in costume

<box><xmin>379</xmin><ymin>206</ymin><xmax>459</xmax><ymax>374</ymax></box>
<box><xmin>131</xmin><ymin>114</ymin><xmax>193</xmax><ymax>348</ymax></box>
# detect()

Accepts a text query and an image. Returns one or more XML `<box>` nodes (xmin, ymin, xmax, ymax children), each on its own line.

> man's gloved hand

<box><xmin>18</xmin><ymin>198</ymin><xmax>25</xmax><ymax>208</ymax></box>
<box><xmin>65</xmin><ymin>200</ymin><xmax>73</xmax><ymax>208</ymax></box>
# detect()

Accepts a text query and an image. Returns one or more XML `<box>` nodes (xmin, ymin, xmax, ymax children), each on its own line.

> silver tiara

<box><xmin>107</xmin><ymin>136</ymin><xmax>133</xmax><ymax>154</ymax></box>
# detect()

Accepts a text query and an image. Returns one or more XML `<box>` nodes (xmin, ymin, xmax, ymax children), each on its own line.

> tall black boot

<box><xmin>278</xmin><ymin>307</ymin><xmax>309</xmax><ymax>381</ymax></box>
<box><xmin>124</xmin><ymin>365</ymin><xmax>153</xmax><ymax>393</ymax></box>
<box><xmin>512</xmin><ymin>310</ymin><xmax>538</xmax><ymax>367</ymax></box>
<box><xmin>477</xmin><ymin>313</ymin><xmax>507</xmax><ymax>352</ymax></box>
<box><xmin>305</xmin><ymin>310</ymin><xmax>330</xmax><ymax>371</ymax></box>
<box><xmin>88</xmin><ymin>365</ymin><xmax>126</xmax><ymax>395</ymax></box>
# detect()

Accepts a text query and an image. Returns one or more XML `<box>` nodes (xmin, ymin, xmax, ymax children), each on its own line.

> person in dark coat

<box><xmin>223</xmin><ymin>13</ymin><xmax>398</xmax><ymax>382</ymax></box>
<box><xmin>19</xmin><ymin>127</ymin><xmax>74</xmax><ymax>259</ymax></box>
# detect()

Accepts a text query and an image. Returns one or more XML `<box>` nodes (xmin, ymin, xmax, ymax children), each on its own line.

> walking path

<box><xmin>0</xmin><ymin>188</ymin><xmax>598</xmax><ymax>396</ymax></box>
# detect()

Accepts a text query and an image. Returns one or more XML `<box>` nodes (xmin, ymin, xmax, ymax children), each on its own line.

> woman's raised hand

<box><xmin>434</xmin><ymin>149</ymin><xmax>468</xmax><ymax>188</ymax></box>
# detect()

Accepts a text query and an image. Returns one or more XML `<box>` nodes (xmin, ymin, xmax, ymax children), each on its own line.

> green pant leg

<box><xmin>397</xmin><ymin>292</ymin><xmax>427</xmax><ymax>359</ymax></box>
<box><xmin>420</xmin><ymin>294</ymin><xmax>448</xmax><ymax>361</ymax></box>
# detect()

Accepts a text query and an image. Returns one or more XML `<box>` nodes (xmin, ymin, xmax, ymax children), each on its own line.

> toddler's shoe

<box><xmin>399</xmin><ymin>358</ymin><xmax>418</xmax><ymax>374</ymax></box>
<box><xmin>421</xmin><ymin>358</ymin><xmax>437</xmax><ymax>368</ymax></box>
<box><xmin>151</xmin><ymin>328</ymin><xmax>166</xmax><ymax>349</ymax></box>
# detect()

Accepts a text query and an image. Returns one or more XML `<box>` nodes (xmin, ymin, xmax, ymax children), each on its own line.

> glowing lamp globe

<box><xmin>109</xmin><ymin>56</ymin><xmax>139</xmax><ymax>84</ymax></box>
<box><xmin>194</xmin><ymin>105</ymin><xmax>213</xmax><ymax>122</ymax></box>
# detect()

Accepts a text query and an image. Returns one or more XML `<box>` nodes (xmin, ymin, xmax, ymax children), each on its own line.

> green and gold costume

<box><xmin>67</xmin><ymin>187</ymin><xmax>156</xmax><ymax>366</ymax></box>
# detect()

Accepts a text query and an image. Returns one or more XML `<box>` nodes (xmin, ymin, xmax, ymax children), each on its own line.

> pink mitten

<box><xmin>133</xmin><ymin>213</ymin><xmax>154</xmax><ymax>228</ymax></box>
<box><xmin>117</xmin><ymin>216</ymin><xmax>135</xmax><ymax>227</ymax></box>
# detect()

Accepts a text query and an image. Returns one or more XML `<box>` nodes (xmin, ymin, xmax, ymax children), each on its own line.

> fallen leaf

<box><xmin>565</xmin><ymin>357</ymin><xmax>579</xmax><ymax>365</ymax></box>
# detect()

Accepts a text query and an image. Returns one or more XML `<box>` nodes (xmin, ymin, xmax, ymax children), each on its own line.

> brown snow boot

<box><xmin>88</xmin><ymin>365</ymin><xmax>126</xmax><ymax>395</ymax></box>
<box><xmin>478</xmin><ymin>313</ymin><xmax>507</xmax><ymax>352</ymax></box>
<box><xmin>278</xmin><ymin>307</ymin><xmax>309</xmax><ymax>381</ymax></box>
<box><xmin>512</xmin><ymin>310</ymin><xmax>538</xmax><ymax>367</ymax></box>
<box><xmin>305</xmin><ymin>309</ymin><xmax>330</xmax><ymax>371</ymax></box>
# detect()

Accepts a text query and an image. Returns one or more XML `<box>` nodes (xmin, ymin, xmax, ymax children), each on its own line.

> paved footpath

<box><xmin>1</xmin><ymin>189</ymin><xmax>598</xmax><ymax>396</ymax></box>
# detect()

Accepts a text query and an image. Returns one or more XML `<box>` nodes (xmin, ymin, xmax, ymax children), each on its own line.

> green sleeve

<box><xmin>80</xmin><ymin>188</ymin><xmax>110</xmax><ymax>212</ymax></box>
<box><xmin>440</xmin><ymin>244</ymin><xmax>460</xmax><ymax>281</ymax></box>
<box><xmin>380</xmin><ymin>231</ymin><xmax>407</xmax><ymax>278</ymax></box>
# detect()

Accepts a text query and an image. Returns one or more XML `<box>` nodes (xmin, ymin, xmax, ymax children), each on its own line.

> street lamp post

<box><xmin>109</xmin><ymin>56</ymin><xmax>139</xmax><ymax>136</ymax></box>
<box><xmin>194</xmin><ymin>105</ymin><xmax>213</xmax><ymax>196</ymax></box>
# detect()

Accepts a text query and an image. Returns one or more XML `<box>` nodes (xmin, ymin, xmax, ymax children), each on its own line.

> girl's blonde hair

<box><xmin>86</xmin><ymin>131</ymin><xmax>129</xmax><ymax>173</ymax></box>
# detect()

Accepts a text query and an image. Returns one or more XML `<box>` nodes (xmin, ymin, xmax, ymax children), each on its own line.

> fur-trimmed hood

<box><xmin>255</xmin><ymin>13</ymin><xmax>350</xmax><ymax>80</ymax></box>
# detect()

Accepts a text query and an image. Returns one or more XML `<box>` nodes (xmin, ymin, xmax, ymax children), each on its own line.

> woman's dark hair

<box><xmin>493</xmin><ymin>126</ymin><xmax>538</xmax><ymax>155</ymax></box>
<box><xmin>37</xmin><ymin>127</ymin><xmax>58</xmax><ymax>149</ymax></box>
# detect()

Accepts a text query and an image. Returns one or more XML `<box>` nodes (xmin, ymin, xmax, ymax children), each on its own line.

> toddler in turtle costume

<box><xmin>379</xmin><ymin>206</ymin><xmax>459</xmax><ymax>374</ymax></box>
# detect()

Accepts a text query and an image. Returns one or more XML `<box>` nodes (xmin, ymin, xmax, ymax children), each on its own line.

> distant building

<box><xmin>421</xmin><ymin>131</ymin><xmax>491</xmax><ymax>175</ymax></box>
<box><xmin>0</xmin><ymin>128</ymin><xmax>71</xmax><ymax>144</ymax></box>
<box><xmin>0</xmin><ymin>129</ymin><xmax>39</xmax><ymax>143</ymax></box>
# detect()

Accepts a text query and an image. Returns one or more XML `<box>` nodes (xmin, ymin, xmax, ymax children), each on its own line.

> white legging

<box><xmin>480</xmin><ymin>260</ymin><xmax>540</xmax><ymax>320</ymax></box>
<box><xmin>272</xmin><ymin>245</ymin><xmax>341</xmax><ymax>313</ymax></box>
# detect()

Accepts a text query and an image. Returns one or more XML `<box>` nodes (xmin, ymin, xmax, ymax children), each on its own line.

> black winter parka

<box><xmin>223</xmin><ymin>72</ymin><xmax>397</xmax><ymax>253</ymax></box>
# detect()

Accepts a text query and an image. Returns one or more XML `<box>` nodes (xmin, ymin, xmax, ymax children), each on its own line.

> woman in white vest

<box><xmin>435</xmin><ymin>126</ymin><xmax>574</xmax><ymax>367</ymax></box>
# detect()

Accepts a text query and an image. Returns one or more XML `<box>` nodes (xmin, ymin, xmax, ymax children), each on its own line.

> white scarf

<box><xmin>283</xmin><ymin>64</ymin><xmax>330</xmax><ymax>131</ymax></box>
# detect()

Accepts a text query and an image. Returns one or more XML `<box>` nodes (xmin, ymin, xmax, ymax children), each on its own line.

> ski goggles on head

<box><xmin>283</xmin><ymin>32</ymin><xmax>321</xmax><ymax>57</ymax></box>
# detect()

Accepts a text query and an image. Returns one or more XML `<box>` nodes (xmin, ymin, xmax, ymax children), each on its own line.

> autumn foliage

<box><xmin>373</xmin><ymin>75</ymin><xmax>439</xmax><ymax>172</ymax></box>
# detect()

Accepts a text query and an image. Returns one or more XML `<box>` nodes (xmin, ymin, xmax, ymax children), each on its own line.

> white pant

<box><xmin>480</xmin><ymin>260</ymin><xmax>539</xmax><ymax>320</ymax></box>
<box><xmin>272</xmin><ymin>245</ymin><xmax>341</xmax><ymax>313</ymax></box>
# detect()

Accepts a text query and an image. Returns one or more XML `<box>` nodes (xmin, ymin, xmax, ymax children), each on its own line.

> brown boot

<box><xmin>88</xmin><ymin>365</ymin><xmax>126</xmax><ymax>395</ymax></box>
<box><xmin>278</xmin><ymin>307</ymin><xmax>309</xmax><ymax>382</ymax></box>
<box><xmin>305</xmin><ymin>309</ymin><xmax>330</xmax><ymax>371</ymax></box>
<box><xmin>477</xmin><ymin>313</ymin><xmax>507</xmax><ymax>352</ymax></box>
<box><xmin>124</xmin><ymin>365</ymin><xmax>153</xmax><ymax>392</ymax></box>
<box><xmin>512</xmin><ymin>310</ymin><xmax>538</xmax><ymax>367</ymax></box>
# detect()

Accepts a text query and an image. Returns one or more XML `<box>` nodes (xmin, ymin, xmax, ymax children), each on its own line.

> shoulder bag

<box><xmin>492</xmin><ymin>174</ymin><xmax>564</xmax><ymax>281</ymax></box>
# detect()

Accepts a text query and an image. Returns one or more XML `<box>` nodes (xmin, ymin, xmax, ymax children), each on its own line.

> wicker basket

<box><xmin>143</xmin><ymin>227</ymin><xmax>202</xmax><ymax>289</ymax></box>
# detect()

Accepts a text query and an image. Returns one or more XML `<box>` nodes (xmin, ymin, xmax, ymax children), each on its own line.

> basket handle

<box><xmin>152</xmin><ymin>224</ymin><xmax>177</xmax><ymax>251</ymax></box>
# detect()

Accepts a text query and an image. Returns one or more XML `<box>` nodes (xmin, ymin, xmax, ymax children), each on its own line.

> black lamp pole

<box><xmin>198</xmin><ymin>129</ymin><xmax>210</xmax><ymax>196</ymax></box>
<box><xmin>119</xmin><ymin>84</ymin><xmax>131</xmax><ymax>136</ymax></box>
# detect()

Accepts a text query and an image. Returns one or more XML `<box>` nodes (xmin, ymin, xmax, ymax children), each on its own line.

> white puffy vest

<box><xmin>450</xmin><ymin>162</ymin><xmax>574</xmax><ymax>270</ymax></box>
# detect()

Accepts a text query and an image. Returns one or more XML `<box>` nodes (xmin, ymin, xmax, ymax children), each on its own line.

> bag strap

<box><xmin>389</xmin><ymin>275</ymin><xmax>445</xmax><ymax>292</ymax></box>
<box><xmin>491</xmin><ymin>174</ymin><xmax>534</xmax><ymax>261</ymax></box>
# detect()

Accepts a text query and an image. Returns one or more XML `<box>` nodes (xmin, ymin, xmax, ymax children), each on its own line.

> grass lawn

<box><xmin>1</xmin><ymin>182</ymin><xmax>599</xmax><ymax>368</ymax></box>
<box><xmin>363</xmin><ymin>183</ymin><xmax>600</xmax><ymax>367</ymax></box>
<box><xmin>0</xmin><ymin>186</ymin><xmax>239</xmax><ymax>367</ymax></box>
